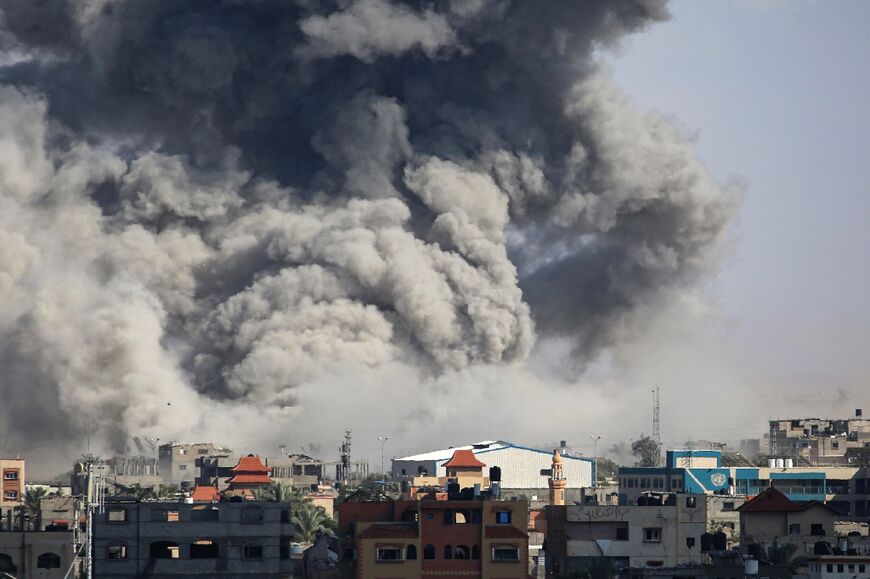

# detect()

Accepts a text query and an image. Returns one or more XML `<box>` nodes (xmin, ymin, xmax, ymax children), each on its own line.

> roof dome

<box><xmin>552</xmin><ymin>449</ymin><xmax>563</xmax><ymax>464</ymax></box>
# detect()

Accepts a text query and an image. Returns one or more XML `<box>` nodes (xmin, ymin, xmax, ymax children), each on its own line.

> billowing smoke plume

<box><xmin>0</xmin><ymin>0</ymin><xmax>737</xmax><ymax>459</ymax></box>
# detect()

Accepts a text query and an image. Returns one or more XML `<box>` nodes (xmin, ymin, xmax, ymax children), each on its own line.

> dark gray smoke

<box><xmin>0</xmin><ymin>0</ymin><xmax>737</xmax><ymax>456</ymax></box>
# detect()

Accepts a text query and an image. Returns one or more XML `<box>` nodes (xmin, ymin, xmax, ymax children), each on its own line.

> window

<box><xmin>406</xmin><ymin>545</ymin><xmax>417</xmax><ymax>560</ymax></box>
<box><xmin>242</xmin><ymin>506</ymin><xmax>264</xmax><ymax>524</ymax></box>
<box><xmin>3</xmin><ymin>471</ymin><xmax>17</xmax><ymax>480</ymax></box>
<box><xmin>616</xmin><ymin>527</ymin><xmax>629</xmax><ymax>541</ymax></box>
<box><xmin>827</xmin><ymin>564</ymin><xmax>833</xmax><ymax>573</ymax></box>
<box><xmin>423</xmin><ymin>544</ymin><xmax>435</xmax><ymax>560</ymax></box>
<box><xmin>646</xmin><ymin>560</ymin><xmax>664</xmax><ymax>567</ymax></box>
<box><xmin>3</xmin><ymin>491</ymin><xmax>17</xmax><ymax>500</ymax></box>
<box><xmin>108</xmin><ymin>545</ymin><xmax>127</xmax><ymax>560</ymax></box>
<box><xmin>191</xmin><ymin>506</ymin><xmax>219</xmax><ymax>522</ymax></box>
<box><xmin>848</xmin><ymin>564</ymin><xmax>855</xmax><ymax>573</ymax></box>
<box><xmin>455</xmin><ymin>510</ymin><xmax>469</xmax><ymax>524</ymax></box>
<box><xmin>443</xmin><ymin>510</ymin><xmax>453</xmax><ymax>525</ymax></box>
<box><xmin>243</xmin><ymin>544</ymin><xmax>263</xmax><ymax>559</ymax></box>
<box><xmin>198</xmin><ymin>448</ymin><xmax>209</xmax><ymax>454</ymax></box>
<box><xmin>179</xmin><ymin>464</ymin><xmax>188</xmax><ymax>471</ymax></box>
<box><xmin>0</xmin><ymin>553</ymin><xmax>14</xmax><ymax>572</ymax></box>
<box><xmin>471</xmin><ymin>510</ymin><xmax>481</xmax><ymax>524</ymax></box>
<box><xmin>788</xmin><ymin>524</ymin><xmax>801</xmax><ymax>535</ymax></box>
<box><xmin>686</xmin><ymin>537</ymin><xmax>696</xmax><ymax>548</ymax></box>
<box><xmin>472</xmin><ymin>545</ymin><xmax>481</xmax><ymax>560</ymax></box>
<box><xmin>454</xmin><ymin>545</ymin><xmax>469</xmax><ymax>560</ymax></box>
<box><xmin>858</xmin><ymin>564</ymin><xmax>865</xmax><ymax>573</ymax></box>
<box><xmin>686</xmin><ymin>496</ymin><xmax>697</xmax><ymax>508</ymax></box>
<box><xmin>425</xmin><ymin>512</ymin><xmax>434</xmax><ymax>520</ymax></box>
<box><xmin>832</xmin><ymin>442</ymin><xmax>839</xmax><ymax>450</ymax></box>
<box><xmin>37</xmin><ymin>553</ymin><xmax>61</xmax><ymax>569</ymax></box>
<box><xmin>107</xmin><ymin>508</ymin><xmax>127</xmax><ymax>523</ymax></box>
<box><xmin>837</xmin><ymin>564</ymin><xmax>844</xmax><ymax>573</ymax></box>
<box><xmin>722</xmin><ymin>502</ymin><xmax>735</xmax><ymax>512</ymax></box>
<box><xmin>377</xmin><ymin>546</ymin><xmax>403</xmax><ymax>561</ymax></box>
<box><xmin>190</xmin><ymin>540</ymin><xmax>219</xmax><ymax>559</ymax></box>
<box><xmin>643</xmin><ymin>528</ymin><xmax>662</xmax><ymax>543</ymax></box>
<box><xmin>495</xmin><ymin>510</ymin><xmax>512</xmax><ymax>524</ymax></box>
<box><xmin>811</xmin><ymin>524</ymin><xmax>824</xmax><ymax>536</ymax></box>
<box><xmin>150</xmin><ymin>542</ymin><xmax>180</xmax><ymax>559</ymax></box>
<box><xmin>444</xmin><ymin>545</ymin><xmax>452</xmax><ymax>559</ymax></box>
<box><xmin>492</xmin><ymin>546</ymin><xmax>520</xmax><ymax>561</ymax></box>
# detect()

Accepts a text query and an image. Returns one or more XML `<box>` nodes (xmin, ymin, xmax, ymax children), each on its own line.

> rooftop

<box><xmin>443</xmin><ymin>449</ymin><xmax>487</xmax><ymax>469</ymax></box>
<box><xmin>395</xmin><ymin>441</ymin><xmax>591</xmax><ymax>463</ymax></box>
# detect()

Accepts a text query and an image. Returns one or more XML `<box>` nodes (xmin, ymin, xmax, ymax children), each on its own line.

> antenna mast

<box><xmin>652</xmin><ymin>386</ymin><xmax>662</xmax><ymax>466</ymax></box>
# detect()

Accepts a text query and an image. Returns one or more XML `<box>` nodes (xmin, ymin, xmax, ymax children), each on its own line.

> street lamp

<box><xmin>589</xmin><ymin>435</ymin><xmax>602</xmax><ymax>488</ymax></box>
<box><xmin>378</xmin><ymin>436</ymin><xmax>390</xmax><ymax>480</ymax></box>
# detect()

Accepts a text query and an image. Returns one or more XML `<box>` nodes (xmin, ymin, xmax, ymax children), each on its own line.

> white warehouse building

<box><xmin>391</xmin><ymin>440</ymin><xmax>593</xmax><ymax>493</ymax></box>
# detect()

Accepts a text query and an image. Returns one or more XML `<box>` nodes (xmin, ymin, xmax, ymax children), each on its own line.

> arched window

<box><xmin>472</xmin><ymin>545</ymin><xmax>481</xmax><ymax>560</ymax></box>
<box><xmin>37</xmin><ymin>553</ymin><xmax>61</xmax><ymax>569</ymax></box>
<box><xmin>455</xmin><ymin>510</ymin><xmax>469</xmax><ymax>524</ymax></box>
<box><xmin>406</xmin><ymin>545</ymin><xmax>417</xmax><ymax>560</ymax></box>
<box><xmin>190</xmin><ymin>539</ymin><xmax>219</xmax><ymax>559</ymax></box>
<box><xmin>0</xmin><ymin>553</ymin><xmax>16</xmax><ymax>572</ymax></box>
<box><xmin>444</xmin><ymin>544</ymin><xmax>453</xmax><ymax>560</ymax></box>
<box><xmin>149</xmin><ymin>541</ymin><xmax>180</xmax><ymax>559</ymax></box>
<box><xmin>454</xmin><ymin>545</ymin><xmax>469</xmax><ymax>560</ymax></box>
<box><xmin>423</xmin><ymin>544</ymin><xmax>435</xmax><ymax>560</ymax></box>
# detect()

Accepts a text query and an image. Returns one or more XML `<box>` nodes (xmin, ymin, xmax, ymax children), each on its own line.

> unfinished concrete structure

<box><xmin>769</xmin><ymin>412</ymin><xmax>870</xmax><ymax>466</ymax></box>
<box><xmin>159</xmin><ymin>442</ymin><xmax>232</xmax><ymax>487</ymax></box>
<box><xmin>92</xmin><ymin>498</ymin><xmax>299</xmax><ymax>577</ymax></box>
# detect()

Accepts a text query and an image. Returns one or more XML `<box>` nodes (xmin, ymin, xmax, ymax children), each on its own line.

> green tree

<box><xmin>595</xmin><ymin>458</ymin><xmax>619</xmax><ymax>482</ymax></box>
<box><xmin>292</xmin><ymin>502</ymin><xmax>335</xmax><ymax>543</ymax></box>
<box><xmin>122</xmin><ymin>483</ymin><xmax>157</xmax><ymax>500</ymax></box>
<box><xmin>25</xmin><ymin>487</ymin><xmax>48</xmax><ymax>519</ymax></box>
<box><xmin>157</xmin><ymin>485</ymin><xmax>179</xmax><ymax>499</ymax></box>
<box><xmin>631</xmin><ymin>436</ymin><xmax>661</xmax><ymax>467</ymax></box>
<box><xmin>764</xmin><ymin>541</ymin><xmax>807</xmax><ymax>576</ymax></box>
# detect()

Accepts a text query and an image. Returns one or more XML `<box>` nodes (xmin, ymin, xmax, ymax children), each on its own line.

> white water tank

<box><xmin>784</xmin><ymin>458</ymin><xmax>794</xmax><ymax>469</ymax></box>
<box><xmin>745</xmin><ymin>559</ymin><xmax>759</xmax><ymax>575</ymax></box>
<box><xmin>768</xmin><ymin>458</ymin><xmax>776</xmax><ymax>468</ymax></box>
<box><xmin>776</xmin><ymin>458</ymin><xmax>785</xmax><ymax>468</ymax></box>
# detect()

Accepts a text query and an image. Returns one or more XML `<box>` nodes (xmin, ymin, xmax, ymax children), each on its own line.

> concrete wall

<box><xmin>0</xmin><ymin>531</ymin><xmax>77</xmax><ymax>579</ymax></box>
<box><xmin>92</xmin><ymin>499</ymin><xmax>297</xmax><ymax>577</ymax></box>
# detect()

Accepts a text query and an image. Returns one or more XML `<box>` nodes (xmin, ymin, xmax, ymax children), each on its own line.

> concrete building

<box><xmin>39</xmin><ymin>496</ymin><xmax>77</xmax><ymax>531</ymax></box>
<box><xmin>0</xmin><ymin>530</ymin><xmax>78</xmax><ymax>578</ymax></box>
<box><xmin>337</xmin><ymin>497</ymin><xmax>530</xmax><ymax>579</ymax></box>
<box><xmin>392</xmin><ymin>440</ymin><xmax>593</xmax><ymax>500</ymax></box>
<box><xmin>267</xmin><ymin>454</ymin><xmax>324</xmax><ymax>489</ymax></box>
<box><xmin>545</xmin><ymin>492</ymin><xmax>710</xmax><ymax>575</ymax></box>
<box><xmin>91</xmin><ymin>498</ymin><xmax>299</xmax><ymax>577</ymax></box>
<box><xmin>71</xmin><ymin>459</ymin><xmax>163</xmax><ymax>496</ymax></box>
<box><xmin>1</xmin><ymin>458</ymin><xmax>24</xmax><ymax>509</ymax></box>
<box><xmin>619</xmin><ymin>449</ymin><xmax>868</xmax><ymax>517</ymax></box>
<box><xmin>769</xmin><ymin>412</ymin><xmax>870</xmax><ymax>465</ymax></box>
<box><xmin>807</xmin><ymin>556</ymin><xmax>870</xmax><ymax>579</ymax></box>
<box><xmin>159</xmin><ymin>442</ymin><xmax>231</xmax><ymax>487</ymax></box>
<box><xmin>737</xmin><ymin>486</ymin><xmax>839</xmax><ymax>550</ymax></box>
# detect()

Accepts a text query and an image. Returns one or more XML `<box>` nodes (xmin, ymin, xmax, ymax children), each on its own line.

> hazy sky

<box><xmin>586</xmin><ymin>0</ymin><xmax>870</xmax><ymax>449</ymax></box>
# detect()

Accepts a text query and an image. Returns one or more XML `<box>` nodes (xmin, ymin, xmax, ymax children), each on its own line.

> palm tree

<box><xmin>25</xmin><ymin>487</ymin><xmax>48</xmax><ymax>529</ymax></box>
<box><xmin>124</xmin><ymin>484</ymin><xmax>157</xmax><ymax>501</ymax></box>
<box><xmin>292</xmin><ymin>502</ymin><xmax>335</xmax><ymax>544</ymax></box>
<box><xmin>764</xmin><ymin>541</ymin><xmax>807</xmax><ymax>576</ymax></box>
<box><xmin>269</xmin><ymin>482</ymin><xmax>308</xmax><ymax>506</ymax></box>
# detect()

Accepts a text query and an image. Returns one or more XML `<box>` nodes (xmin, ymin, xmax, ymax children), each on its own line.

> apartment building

<box><xmin>769</xmin><ymin>412</ymin><xmax>870</xmax><ymax>465</ymax></box>
<box><xmin>545</xmin><ymin>492</ymin><xmax>709</xmax><ymax>575</ymax></box>
<box><xmin>91</xmin><ymin>498</ymin><xmax>298</xmax><ymax>577</ymax></box>
<box><xmin>158</xmin><ymin>442</ymin><xmax>231</xmax><ymax>486</ymax></box>
<box><xmin>1</xmin><ymin>458</ymin><xmax>24</xmax><ymax>509</ymax></box>
<box><xmin>338</xmin><ymin>497</ymin><xmax>529</xmax><ymax>579</ymax></box>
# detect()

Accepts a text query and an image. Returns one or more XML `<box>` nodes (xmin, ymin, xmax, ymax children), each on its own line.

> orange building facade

<box><xmin>0</xmin><ymin>458</ymin><xmax>24</xmax><ymax>509</ymax></box>
<box><xmin>338</xmin><ymin>497</ymin><xmax>530</xmax><ymax>578</ymax></box>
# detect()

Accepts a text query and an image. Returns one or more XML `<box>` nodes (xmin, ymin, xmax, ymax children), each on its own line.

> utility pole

<box><xmin>589</xmin><ymin>435</ymin><xmax>602</xmax><ymax>488</ymax></box>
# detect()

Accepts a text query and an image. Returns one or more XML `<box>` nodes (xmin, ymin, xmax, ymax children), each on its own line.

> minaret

<box><xmin>549</xmin><ymin>448</ymin><xmax>566</xmax><ymax>506</ymax></box>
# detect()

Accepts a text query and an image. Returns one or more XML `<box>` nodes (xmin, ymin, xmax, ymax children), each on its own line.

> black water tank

<box><xmin>489</xmin><ymin>466</ymin><xmax>502</xmax><ymax>482</ymax></box>
<box><xmin>700</xmin><ymin>533</ymin><xmax>713</xmax><ymax>552</ymax></box>
<box><xmin>814</xmin><ymin>541</ymin><xmax>833</xmax><ymax>555</ymax></box>
<box><xmin>712</xmin><ymin>531</ymin><xmax>727</xmax><ymax>551</ymax></box>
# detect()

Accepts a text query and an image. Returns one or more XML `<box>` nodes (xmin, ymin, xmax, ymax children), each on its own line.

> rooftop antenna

<box><xmin>652</xmin><ymin>386</ymin><xmax>662</xmax><ymax>467</ymax></box>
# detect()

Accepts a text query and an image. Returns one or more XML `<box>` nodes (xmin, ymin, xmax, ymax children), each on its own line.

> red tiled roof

<box><xmin>357</xmin><ymin>523</ymin><xmax>419</xmax><ymax>539</ymax></box>
<box><xmin>737</xmin><ymin>487</ymin><xmax>800</xmax><ymax>513</ymax></box>
<box><xmin>232</xmin><ymin>455</ymin><xmax>271</xmax><ymax>474</ymax></box>
<box><xmin>442</xmin><ymin>449</ymin><xmax>486</xmax><ymax>469</ymax></box>
<box><xmin>485</xmin><ymin>525</ymin><xmax>527</xmax><ymax>539</ymax></box>
<box><xmin>226</xmin><ymin>474</ymin><xmax>272</xmax><ymax>485</ymax></box>
<box><xmin>191</xmin><ymin>486</ymin><xmax>220</xmax><ymax>502</ymax></box>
